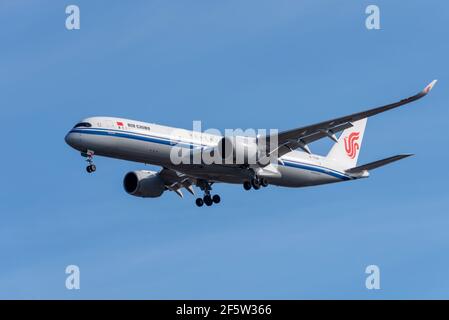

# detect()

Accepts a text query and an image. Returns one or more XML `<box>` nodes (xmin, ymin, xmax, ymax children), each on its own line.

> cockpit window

<box><xmin>74</xmin><ymin>122</ymin><xmax>92</xmax><ymax>128</ymax></box>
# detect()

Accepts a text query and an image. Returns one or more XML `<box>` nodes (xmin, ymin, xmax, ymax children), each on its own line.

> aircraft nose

<box><xmin>65</xmin><ymin>132</ymin><xmax>77</xmax><ymax>148</ymax></box>
<box><xmin>65</xmin><ymin>131</ymin><xmax>84</xmax><ymax>151</ymax></box>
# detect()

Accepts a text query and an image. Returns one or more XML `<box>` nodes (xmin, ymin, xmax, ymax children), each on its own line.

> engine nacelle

<box><xmin>217</xmin><ymin>136</ymin><xmax>258</xmax><ymax>164</ymax></box>
<box><xmin>123</xmin><ymin>170</ymin><xmax>165</xmax><ymax>198</ymax></box>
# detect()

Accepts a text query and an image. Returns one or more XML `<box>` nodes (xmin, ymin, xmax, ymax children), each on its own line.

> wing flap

<box><xmin>159</xmin><ymin>168</ymin><xmax>196</xmax><ymax>197</ymax></box>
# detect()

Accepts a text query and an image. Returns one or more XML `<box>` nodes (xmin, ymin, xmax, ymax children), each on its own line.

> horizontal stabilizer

<box><xmin>346</xmin><ymin>154</ymin><xmax>413</xmax><ymax>174</ymax></box>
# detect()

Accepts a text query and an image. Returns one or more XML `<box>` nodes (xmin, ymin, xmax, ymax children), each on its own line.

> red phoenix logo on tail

<box><xmin>344</xmin><ymin>132</ymin><xmax>360</xmax><ymax>159</ymax></box>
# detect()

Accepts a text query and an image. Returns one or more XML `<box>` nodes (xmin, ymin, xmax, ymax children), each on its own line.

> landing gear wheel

<box><xmin>86</xmin><ymin>164</ymin><xmax>96</xmax><ymax>173</ymax></box>
<box><xmin>243</xmin><ymin>181</ymin><xmax>252</xmax><ymax>190</ymax></box>
<box><xmin>251</xmin><ymin>178</ymin><xmax>260</xmax><ymax>190</ymax></box>
<box><xmin>212</xmin><ymin>194</ymin><xmax>221</xmax><ymax>204</ymax></box>
<box><xmin>260</xmin><ymin>178</ymin><xmax>268</xmax><ymax>187</ymax></box>
<box><xmin>195</xmin><ymin>198</ymin><xmax>204</xmax><ymax>207</ymax></box>
<box><xmin>204</xmin><ymin>195</ymin><xmax>213</xmax><ymax>206</ymax></box>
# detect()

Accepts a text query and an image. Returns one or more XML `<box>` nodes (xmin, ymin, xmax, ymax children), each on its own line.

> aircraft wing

<box><xmin>266</xmin><ymin>80</ymin><xmax>437</xmax><ymax>158</ymax></box>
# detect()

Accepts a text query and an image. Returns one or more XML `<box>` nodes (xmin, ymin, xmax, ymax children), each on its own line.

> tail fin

<box><xmin>326</xmin><ymin>118</ymin><xmax>367</xmax><ymax>169</ymax></box>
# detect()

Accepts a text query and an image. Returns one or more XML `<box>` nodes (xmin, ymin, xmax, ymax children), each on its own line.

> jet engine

<box><xmin>123</xmin><ymin>170</ymin><xmax>165</xmax><ymax>198</ymax></box>
<box><xmin>217</xmin><ymin>136</ymin><xmax>259</xmax><ymax>165</ymax></box>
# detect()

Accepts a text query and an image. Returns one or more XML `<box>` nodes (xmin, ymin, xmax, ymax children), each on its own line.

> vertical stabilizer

<box><xmin>326</xmin><ymin>118</ymin><xmax>367</xmax><ymax>169</ymax></box>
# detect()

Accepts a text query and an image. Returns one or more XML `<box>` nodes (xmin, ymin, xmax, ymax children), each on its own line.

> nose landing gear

<box><xmin>82</xmin><ymin>150</ymin><xmax>96</xmax><ymax>173</ymax></box>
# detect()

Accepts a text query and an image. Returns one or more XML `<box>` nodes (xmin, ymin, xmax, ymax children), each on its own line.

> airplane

<box><xmin>65</xmin><ymin>80</ymin><xmax>437</xmax><ymax>207</ymax></box>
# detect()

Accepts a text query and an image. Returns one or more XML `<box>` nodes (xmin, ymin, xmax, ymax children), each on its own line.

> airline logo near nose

<box><xmin>344</xmin><ymin>132</ymin><xmax>360</xmax><ymax>159</ymax></box>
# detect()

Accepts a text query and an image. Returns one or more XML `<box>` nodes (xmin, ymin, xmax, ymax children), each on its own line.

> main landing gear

<box><xmin>82</xmin><ymin>150</ymin><xmax>96</xmax><ymax>173</ymax></box>
<box><xmin>195</xmin><ymin>180</ymin><xmax>221</xmax><ymax>207</ymax></box>
<box><xmin>195</xmin><ymin>194</ymin><xmax>220</xmax><ymax>207</ymax></box>
<box><xmin>243</xmin><ymin>177</ymin><xmax>268</xmax><ymax>191</ymax></box>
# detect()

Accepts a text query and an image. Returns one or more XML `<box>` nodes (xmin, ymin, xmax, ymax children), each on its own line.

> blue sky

<box><xmin>0</xmin><ymin>0</ymin><xmax>448</xmax><ymax>299</ymax></box>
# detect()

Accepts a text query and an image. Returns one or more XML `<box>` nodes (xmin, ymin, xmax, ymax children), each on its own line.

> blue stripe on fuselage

<box><xmin>281</xmin><ymin>160</ymin><xmax>351</xmax><ymax>181</ymax></box>
<box><xmin>70</xmin><ymin>127</ymin><xmax>202</xmax><ymax>149</ymax></box>
<box><xmin>70</xmin><ymin>128</ymin><xmax>353</xmax><ymax>181</ymax></box>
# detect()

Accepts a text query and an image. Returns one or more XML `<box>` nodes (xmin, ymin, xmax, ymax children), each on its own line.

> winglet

<box><xmin>423</xmin><ymin>80</ymin><xmax>438</xmax><ymax>94</ymax></box>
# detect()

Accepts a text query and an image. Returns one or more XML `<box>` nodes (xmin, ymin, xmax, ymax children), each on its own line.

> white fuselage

<box><xmin>65</xmin><ymin>117</ymin><xmax>355</xmax><ymax>187</ymax></box>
